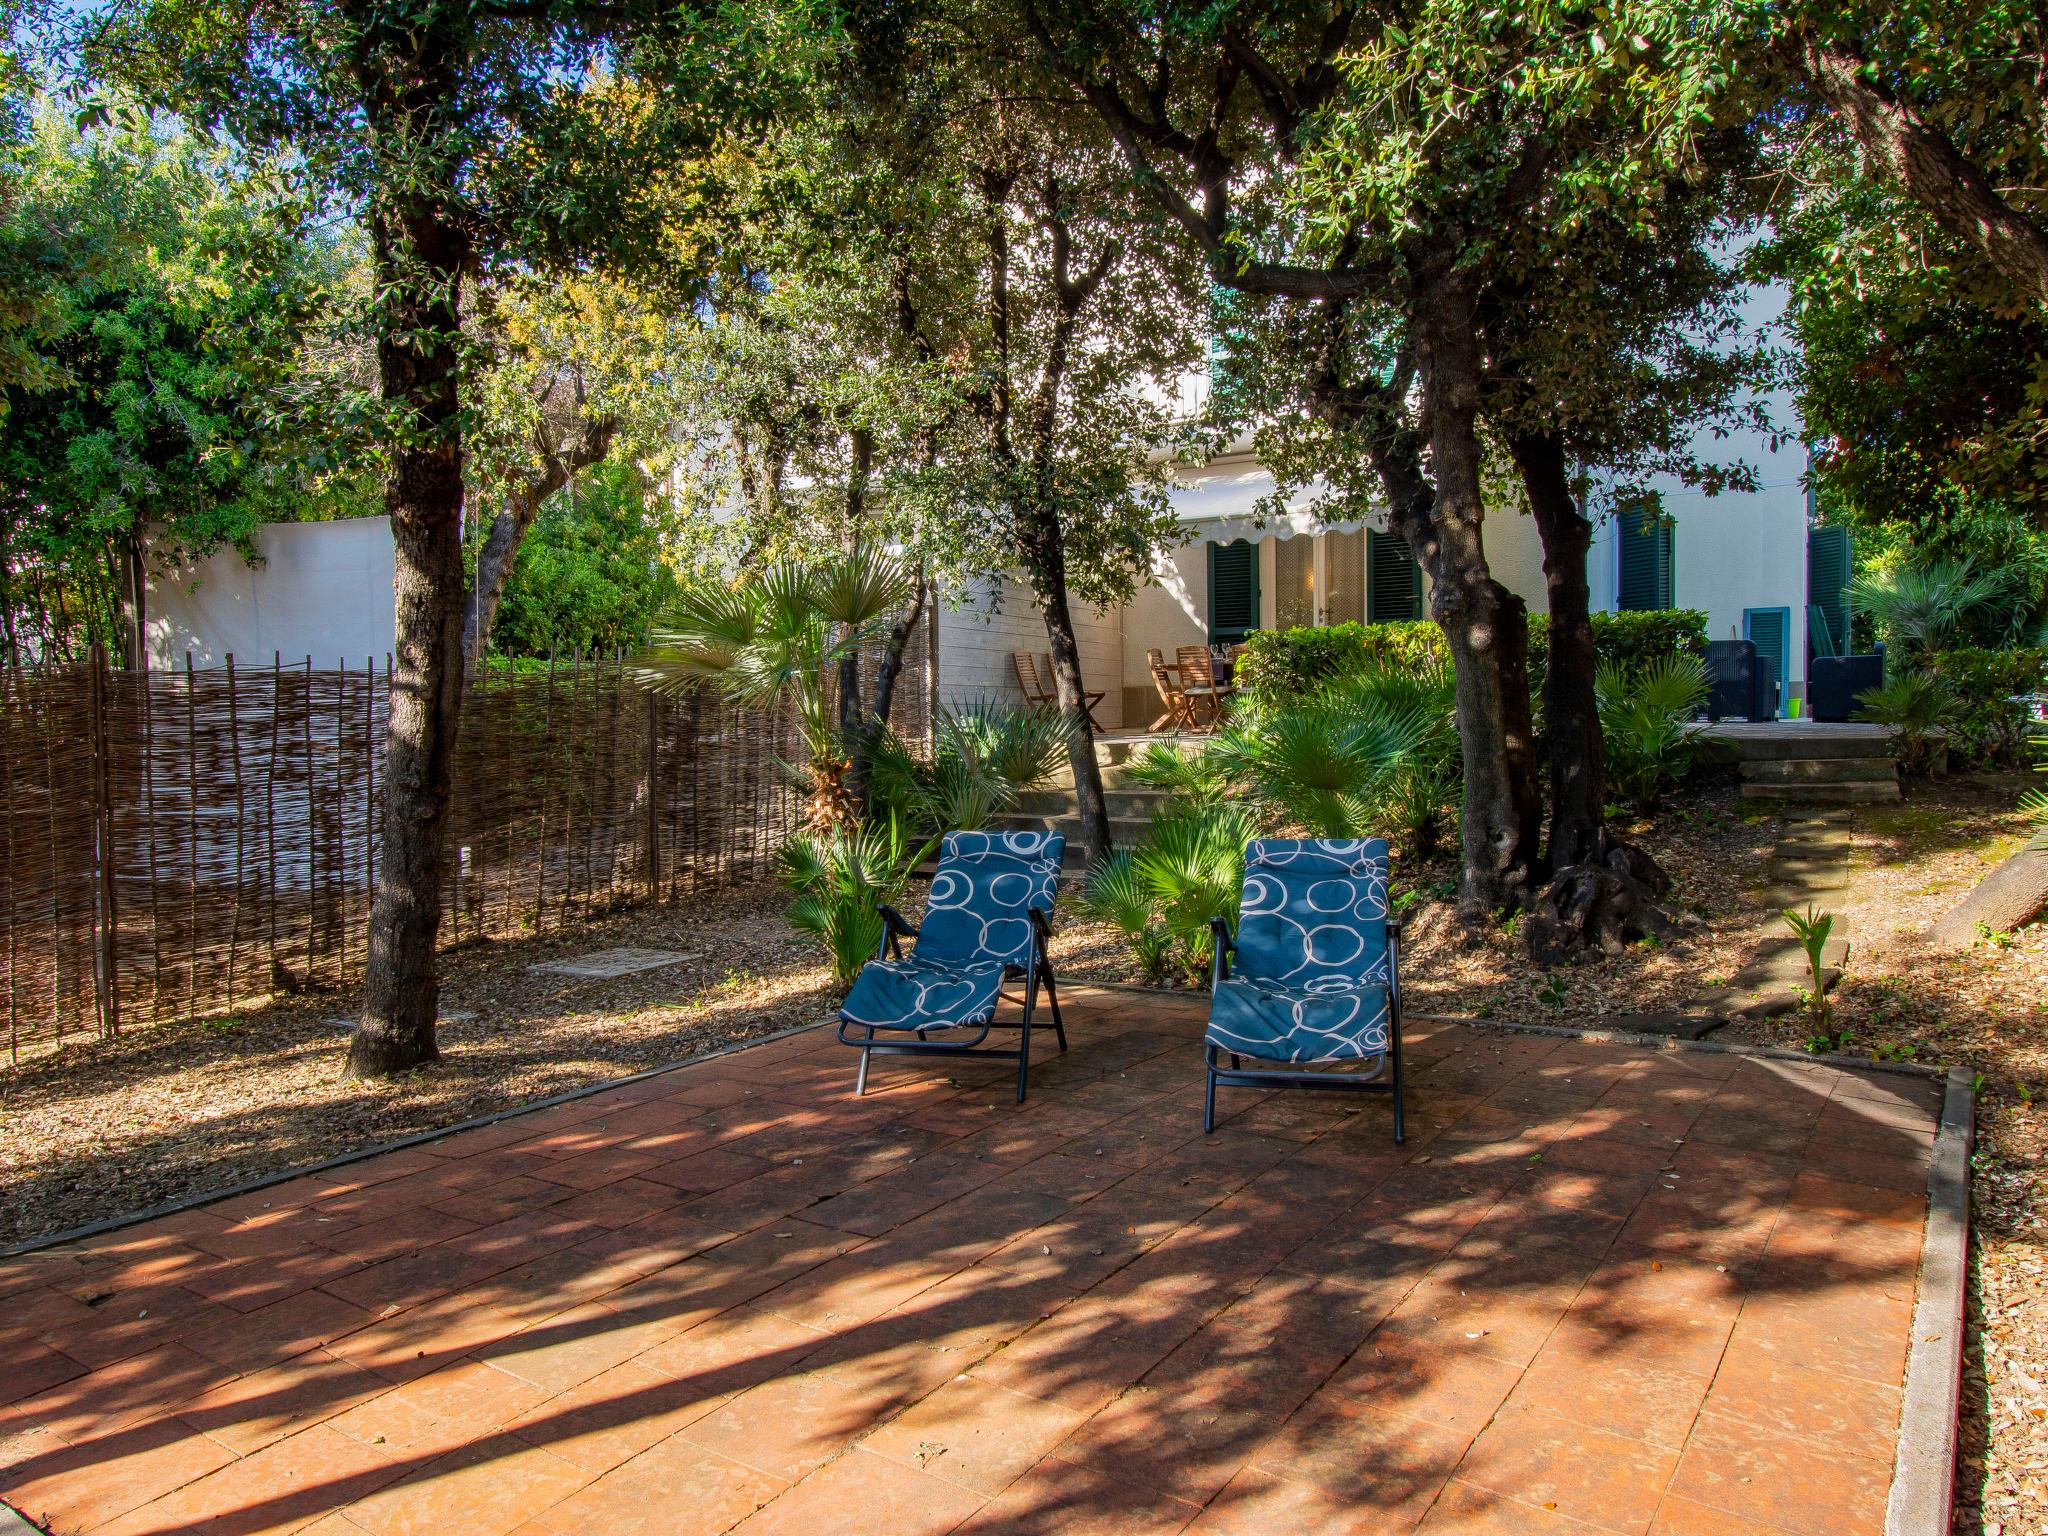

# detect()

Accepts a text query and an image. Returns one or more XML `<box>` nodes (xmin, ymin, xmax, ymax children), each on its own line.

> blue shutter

<box><xmin>1208</xmin><ymin>540</ymin><xmax>1259</xmax><ymax>642</ymax></box>
<box><xmin>1807</xmin><ymin>525</ymin><xmax>1852</xmax><ymax>658</ymax></box>
<box><xmin>1617</xmin><ymin>502</ymin><xmax>1675</xmax><ymax>612</ymax></box>
<box><xmin>1367</xmin><ymin>529</ymin><xmax>1422</xmax><ymax>622</ymax></box>
<box><xmin>1744</xmin><ymin>607</ymin><xmax>1790</xmax><ymax>717</ymax></box>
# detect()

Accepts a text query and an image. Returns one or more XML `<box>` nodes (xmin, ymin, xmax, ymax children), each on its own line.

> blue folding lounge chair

<box><xmin>1204</xmin><ymin>837</ymin><xmax>1404</xmax><ymax>1141</ymax></box>
<box><xmin>837</xmin><ymin>830</ymin><xmax>1068</xmax><ymax>1102</ymax></box>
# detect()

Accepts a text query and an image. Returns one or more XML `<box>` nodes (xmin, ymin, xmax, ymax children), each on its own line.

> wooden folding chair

<box><xmin>1176</xmin><ymin>645</ymin><xmax>1227</xmax><ymax>731</ymax></box>
<box><xmin>1148</xmin><ymin>647</ymin><xmax>1196</xmax><ymax>731</ymax></box>
<box><xmin>1014</xmin><ymin>651</ymin><xmax>1105</xmax><ymax>730</ymax></box>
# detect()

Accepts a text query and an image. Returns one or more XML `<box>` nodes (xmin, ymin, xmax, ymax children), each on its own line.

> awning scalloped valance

<box><xmin>1165</xmin><ymin>458</ymin><xmax>1381</xmax><ymax>546</ymax></box>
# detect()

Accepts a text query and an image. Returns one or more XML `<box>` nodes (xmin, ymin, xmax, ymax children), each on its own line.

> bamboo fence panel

<box><xmin>0</xmin><ymin>638</ymin><xmax>929</xmax><ymax>1061</ymax></box>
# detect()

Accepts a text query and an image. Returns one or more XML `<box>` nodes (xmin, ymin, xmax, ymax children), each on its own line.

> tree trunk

<box><xmin>1410</xmin><ymin>283</ymin><xmax>1543</xmax><ymax>915</ymax></box>
<box><xmin>462</xmin><ymin>416</ymin><xmax>618</xmax><ymax>669</ymax></box>
<box><xmin>1930</xmin><ymin>840</ymin><xmax>2048</xmax><ymax>948</ymax></box>
<box><xmin>1510</xmin><ymin>430</ymin><xmax>1607</xmax><ymax>870</ymax></box>
<box><xmin>1787</xmin><ymin>31</ymin><xmax>2048</xmax><ymax>309</ymax></box>
<box><xmin>347</xmin><ymin>196</ymin><xmax>473</xmax><ymax>1081</ymax></box>
<box><xmin>1021</xmin><ymin>508</ymin><xmax>1111</xmax><ymax>867</ymax></box>
<box><xmin>868</xmin><ymin>571</ymin><xmax>926</xmax><ymax>732</ymax></box>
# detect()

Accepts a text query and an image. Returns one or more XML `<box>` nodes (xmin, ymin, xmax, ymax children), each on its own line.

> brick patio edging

<box><xmin>0</xmin><ymin>1015</ymin><xmax>837</xmax><ymax>1261</ymax></box>
<box><xmin>1887</xmin><ymin>1064</ymin><xmax>1976</xmax><ymax>1536</ymax></box>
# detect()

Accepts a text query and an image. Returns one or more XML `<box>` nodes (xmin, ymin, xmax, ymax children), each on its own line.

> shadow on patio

<box><xmin>0</xmin><ymin>986</ymin><xmax>1938</xmax><ymax>1536</ymax></box>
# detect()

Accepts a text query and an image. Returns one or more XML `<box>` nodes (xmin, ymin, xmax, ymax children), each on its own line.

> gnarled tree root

<box><xmin>1930</xmin><ymin>840</ymin><xmax>2048</xmax><ymax>949</ymax></box>
<box><xmin>1524</xmin><ymin>842</ymin><xmax>1678</xmax><ymax>964</ymax></box>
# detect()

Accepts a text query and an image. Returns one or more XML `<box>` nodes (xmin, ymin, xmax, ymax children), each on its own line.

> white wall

<box><xmin>934</xmin><ymin>575</ymin><xmax>1126</xmax><ymax>729</ymax></box>
<box><xmin>145</xmin><ymin>518</ymin><xmax>396</xmax><ymax>671</ymax></box>
<box><xmin>1586</xmin><ymin>280</ymin><xmax>1810</xmax><ymax>691</ymax></box>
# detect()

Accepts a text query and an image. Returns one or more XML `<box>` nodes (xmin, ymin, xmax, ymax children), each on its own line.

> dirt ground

<box><xmin>3</xmin><ymin>775</ymin><xmax>2041</xmax><ymax>1532</ymax></box>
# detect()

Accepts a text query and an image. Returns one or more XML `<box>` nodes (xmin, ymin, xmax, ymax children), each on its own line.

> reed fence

<box><xmin>0</xmin><ymin>630</ymin><xmax>930</xmax><ymax>1061</ymax></box>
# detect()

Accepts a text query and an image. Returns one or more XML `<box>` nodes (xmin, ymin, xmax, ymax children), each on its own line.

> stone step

<box><xmin>1704</xmin><ymin>727</ymin><xmax>1898</xmax><ymax>762</ymax></box>
<box><xmin>1742</xmin><ymin>758</ymin><xmax>1898</xmax><ymax>784</ymax></box>
<box><xmin>1739</xmin><ymin>780</ymin><xmax>1901</xmax><ymax>804</ymax></box>
<box><xmin>1012</xmin><ymin>785</ymin><xmax>1170</xmax><ymax>819</ymax></box>
<box><xmin>989</xmin><ymin>814</ymin><xmax>1154</xmax><ymax>868</ymax></box>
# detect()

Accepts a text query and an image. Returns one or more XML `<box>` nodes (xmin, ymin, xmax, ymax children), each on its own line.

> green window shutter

<box><xmin>1208</xmin><ymin>539</ymin><xmax>1259</xmax><ymax>642</ymax></box>
<box><xmin>1807</xmin><ymin>525</ymin><xmax>1852</xmax><ymax>658</ymax></box>
<box><xmin>1368</xmin><ymin>528</ymin><xmax>1422</xmax><ymax>622</ymax></box>
<box><xmin>1617</xmin><ymin>503</ymin><xmax>1675</xmax><ymax>611</ymax></box>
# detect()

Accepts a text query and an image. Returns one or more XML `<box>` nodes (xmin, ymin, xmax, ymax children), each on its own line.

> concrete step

<box><xmin>1013</xmin><ymin>786</ymin><xmax>1170</xmax><ymax>820</ymax></box>
<box><xmin>989</xmin><ymin>814</ymin><xmax>1153</xmax><ymax>868</ymax></box>
<box><xmin>1739</xmin><ymin>779</ymin><xmax>1901</xmax><ymax>804</ymax></box>
<box><xmin>1705</xmin><ymin>727</ymin><xmax>1896</xmax><ymax>761</ymax></box>
<box><xmin>1743</xmin><ymin>758</ymin><xmax>1897</xmax><ymax>784</ymax></box>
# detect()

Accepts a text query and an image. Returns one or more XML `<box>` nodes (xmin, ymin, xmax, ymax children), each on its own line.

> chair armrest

<box><xmin>876</xmin><ymin>904</ymin><xmax>919</xmax><ymax>960</ymax></box>
<box><xmin>1028</xmin><ymin>907</ymin><xmax>1055</xmax><ymax>946</ymax></box>
<box><xmin>1209</xmin><ymin>915</ymin><xmax>1235</xmax><ymax>987</ymax></box>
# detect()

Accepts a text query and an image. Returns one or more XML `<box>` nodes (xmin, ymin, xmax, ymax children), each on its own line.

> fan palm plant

<box><xmin>1595</xmin><ymin>654</ymin><xmax>1712</xmax><ymax>806</ymax></box>
<box><xmin>1214</xmin><ymin>679</ymin><xmax>1440</xmax><ymax>839</ymax></box>
<box><xmin>1848</xmin><ymin>558</ymin><xmax>2015</xmax><ymax>661</ymax></box>
<box><xmin>1082</xmin><ymin>802</ymin><xmax>1256</xmax><ymax>985</ymax></box>
<box><xmin>633</xmin><ymin>542</ymin><xmax>913</xmax><ymax>832</ymax></box>
<box><xmin>1120</xmin><ymin>738</ymin><xmax>1240</xmax><ymax>810</ymax></box>
<box><xmin>863</xmin><ymin>703</ymin><xmax>1076</xmax><ymax>834</ymax></box>
<box><xmin>1852</xmin><ymin>673</ymin><xmax>1955</xmax><ymax>776</ymax></box>
<box><xmin>779</xmin><ymin>814</ymin><xmax>937</xmax><ymax>989</ymax></box>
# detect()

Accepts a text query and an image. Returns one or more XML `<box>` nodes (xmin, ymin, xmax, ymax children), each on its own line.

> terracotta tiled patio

<box><xmin>0</xmin><ymin>986</ymin><xmax>1941</xmax><ymax>1536</ymax></box>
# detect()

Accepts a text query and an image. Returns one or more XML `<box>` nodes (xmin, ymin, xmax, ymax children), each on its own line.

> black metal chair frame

<box><xmin>1202</xmin><ymin>914</ymin><xmax>1405</xmax><ymax>1142</ymax></box>
<box><xmin>836</xmin><ymin>904</ymin><xmax>1068</xmax><ymax>1103</ymax></box>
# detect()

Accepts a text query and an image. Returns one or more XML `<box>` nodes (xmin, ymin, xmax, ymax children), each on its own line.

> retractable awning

<box><xmin>1164</xmin><ymin>457</ymin><xmax>1382</xmax><ymax>544</ymax></box>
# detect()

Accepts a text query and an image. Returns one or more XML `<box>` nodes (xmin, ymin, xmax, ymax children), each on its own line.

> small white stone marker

<box><xmin>529</xmin><ymin>948</ymin><xmax>697</xmax><ymax>979</ymax></box>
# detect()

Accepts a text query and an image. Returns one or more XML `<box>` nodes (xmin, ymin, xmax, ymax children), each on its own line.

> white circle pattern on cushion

<box><xmin>914</xmin><ymin>830</ymin><xmax>1065</xmax><ymax>971</ymax></box>
<box><xmin>1206</xmin><ymin>837</ymin><xmax>1393</xmax><ymax>1063</ymax></box>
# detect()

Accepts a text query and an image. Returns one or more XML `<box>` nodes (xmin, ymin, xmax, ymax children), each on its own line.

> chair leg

<box><xmin>854</xmin><ymin>1025</ymin><xmax>874</xmax><ymax>1097</ymax></box>
<box><xmin>1390</xmin><ymin>1036</ymin><xmax>1406</xmax><ymax>1145</ymax></box>
<box><xmin>1203</xmin><ymin>1044</ymin><xmax>1218</xmax><ymax>1134</ymax></box>
<box><xmin>1041</xmin><ymin>964</ymin><xmax>1068</xmax><ymax>1051</ymax></box>
<box><xmin>1015</xmin><ymin>970</ymin><xmax>1038</xmax><ymax>1104</ymax></box>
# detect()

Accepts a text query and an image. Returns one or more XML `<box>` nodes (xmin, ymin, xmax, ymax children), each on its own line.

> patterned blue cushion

<box><xmin>914</xmin><ymin>830</ymin><xmax>1064</xmax><ymax>970</ymax></box>
<box><xmin>1208</xmin><ymin>978</ymin><xmax>1390</xmax><ymax>1062</ymax></box>
<box><xmin>840</xmin><ymin>955</ymin><xmax>1005</xmax><ymax>1031</ymax></box>
<box><xmin>1210</xmin><ymin>838</ymin><xmax>1392</xmax><ymax>1063</ymax></box>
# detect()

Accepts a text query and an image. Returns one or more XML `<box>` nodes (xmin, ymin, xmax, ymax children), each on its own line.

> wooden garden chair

<box><xmin>1012</xmin><ymin>651</ymin><xmax>1104</xmax><ymax>729</ymax></box>
<box><xmin>1175</xmin><ymin>644</ymin><xmax>1229</xmax><ymax>731</ymax></box>
<box><xmin>1148</xmin><ymin>647</ymin><xmax>1197</xmax><ymax>731</ymax></box>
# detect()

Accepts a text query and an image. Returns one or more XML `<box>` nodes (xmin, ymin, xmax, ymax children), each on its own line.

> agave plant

<box><xmin>1082</xmin><ymin>802</ymin><xmax>1256</xmax><ymax>984</ymax></box>
<box><xmin>1596</xmin><ymin>654</ymin><xmax>1711</xmax><ymax>806</ymax></box>
<box><xmin>1848</xmin><ymin>558</ymin><xmax>2015</xmax><ymax>661</ymax></box>
<box><xmin>778</xmin><ymin>814</ymin><xmax>938</xmax><ymax>990</ymax></box>
<box><xmin>633</xmin><ymin>542</ymin><xmax>913</xmax><ymax>832</ymax></box>
<box><xmin>1852</xmin><ymin>673</ymin><xmax>1954</xmax><ymax>776</ymax></box>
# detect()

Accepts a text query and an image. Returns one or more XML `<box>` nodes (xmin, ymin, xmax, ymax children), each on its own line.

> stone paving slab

<box><xmin>0</xmin><ymin>987</ymin><xmax>1944</xmax><ymax>1536</ymax></box>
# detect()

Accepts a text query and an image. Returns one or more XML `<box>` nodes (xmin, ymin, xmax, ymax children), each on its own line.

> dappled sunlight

<box><xmin>0</xmin><ymin>988</ymin><xmax>1941</xmax><ymax>1535</ymax></box>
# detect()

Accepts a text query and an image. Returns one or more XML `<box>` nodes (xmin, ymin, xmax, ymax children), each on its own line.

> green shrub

<box><xmin>1528</xmin><ymin>609</ymin><xmax>1710</xmax><ymax>687</ymax></box>
<box><xmin>1595</xmin><ymin>654</ymin><xmax>1713</xmax><ymax>806</ymax></box>
<box><xmin>1232</xmin><ymin>621</ymin><xmax>1445</xmax><ymax>706</ymax></box>
<box><xmin>1921</xmin><ymin>647</ymin><xmax>2048</xmax><ymax>768</ymax></box>
<box><xmin>1237</xmin><ymin>610</ymin><xmax>1707</xmax><ymax>713</ymax></box>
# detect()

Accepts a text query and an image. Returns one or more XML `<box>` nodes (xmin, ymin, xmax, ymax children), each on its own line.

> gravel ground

<box><xmin>3</xmin><ymin>775</ymin><xmax>2041</xmax><ymax>1534</ymax></box>
<box><xmin>0</xmin><ymin>883</ymin><xmax>834</xmax><ymax>1249</ymax></box>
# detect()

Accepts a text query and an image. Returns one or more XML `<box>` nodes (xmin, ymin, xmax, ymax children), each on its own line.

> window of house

<box><xmin>1367</xmin><ymin>529</ymin><xmax>1423</xmax><ymax>621</ymax></box>
<box><xmin>1616</xmin><ymin>502</ymin><xmax>1675</xmax><ymax>611</ymax></box>
<box><xmin>1807</xmin><ymin>524</ymin><xmax>1852</xmax><ymax>657</ymax></box>
<box><xmin>1207</xmin><ymin>539</ymin><xmax>1260</xmax><ymax>643</ymax></box>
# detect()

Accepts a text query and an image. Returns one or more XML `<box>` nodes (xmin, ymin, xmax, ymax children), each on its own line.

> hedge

<box><xmin>1234</xmin><ymin>609</ymin><xmax>1708</xmax><ymax>709</ymax></box>
<box><xmin>1922</xmin><ymin>646</ymin><xmax>2048</xmax><ymax>768</ymax></box>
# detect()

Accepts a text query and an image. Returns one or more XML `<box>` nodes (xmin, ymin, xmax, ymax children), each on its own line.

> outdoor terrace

<box><xmin>0</xmin><ymin>987</ymin><xmax>1943</xmax><ymax>1536</ymax></box>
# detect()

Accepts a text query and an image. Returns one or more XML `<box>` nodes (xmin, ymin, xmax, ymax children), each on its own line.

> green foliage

<box><xmin>1851</xmin><ymin>673</ymin><xmax>1955</xmax><ymax>776</ymax></box>
<box><xmin>634</xmin><ymin>541</ymin><xmax>912</xmax><ymax>761</ymax></box>
<box><xmin>1848</xmin><ymin>558</ymin><xmax>2024</xmax><ymax>664</ymax></box>
<box><xmin>864</xmin><ymin>704</ymin><xmax>1074</xmax><ymax>836</ymax></box>
<box><xmin>779</xmin><ymin>816</ymin><xmax>933</xmax><ymax>991</ymax></box>
<box><xmin>1083</xmin><ymin>802</ymin><xmax>1256</xmax><ymax>985</ymax></box>
<box><xmin>0</xmin><ymin>101</ymin><xmax>364</xmax><ymax>663</ymax></box>
<box><xmin>490</xmin><ymin>462</ymin><xmax>679</xmax><ymax>659</ymax></box>
<box><xmin>1782</xmin><ymin>905</ymin><xmax>1844</xmax><ymax>1037</ymax></box>
<box><xmin>1920</xmin><ymin>648</ymin><xmax>2048</xmax><ymax>769</ymax></box>
<box><xmin>1232</xmin><ymin>621</ymin><xmax>1447</xmax><ymax>708</ymax></box>
<box><xmin>1594</xmin><ymin>654</ymin><xmax>1712</xmax><ymax>806</ymax></box>
<box><xmin>1529</xmin><ymin>609</ymin><xmax>1711</xmax><ymax>685</ymax></box>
